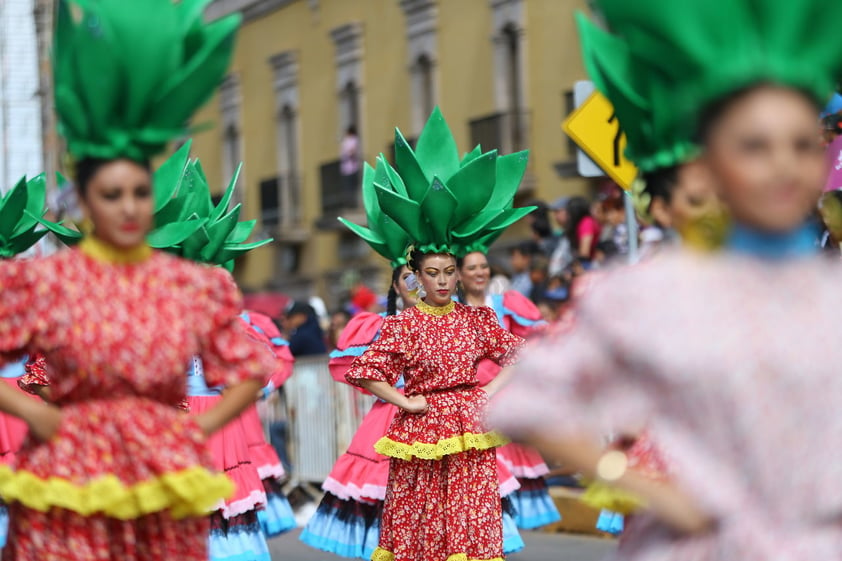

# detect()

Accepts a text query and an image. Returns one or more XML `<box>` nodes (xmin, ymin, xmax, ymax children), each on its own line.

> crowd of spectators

<box><xmin>492</xmin><ymin>183</ymin><xmax>632</xmax><ymax>324</ymax></box>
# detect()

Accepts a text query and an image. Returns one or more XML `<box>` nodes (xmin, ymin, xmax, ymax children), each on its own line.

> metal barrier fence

<box><xmin>259</xmin><ymin>355</ymin><xmax>374</xmax><ymax>488</ymax></box>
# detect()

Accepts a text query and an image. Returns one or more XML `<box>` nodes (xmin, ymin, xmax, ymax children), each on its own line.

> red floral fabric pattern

<box><xmin>0</xmin><ymin>247</ymin><xmax>275</xmax><ymax>561</ymax></box>
<box><xmin>7</xmin><ymin>503</ymin><xmax>208</xmax><ymax>561</ymax></box>
<box><xmin>376</xmin><ymin>449</ymin><xmax>502</xmax><ymax>561</ymax></box>
<box><xmin>18</xmin><ymin>354</ymin><xmax>49</xmax><ymax>395</ymax></box>
<box><xmin>346</xmin><ymin>304</ymin><xmax>523</xmax><ymax>455</ymax></box>
<box><xmin>347</xmin><ymin>303</ymin><xmax>522</xmax><ymax>561</ymax></box>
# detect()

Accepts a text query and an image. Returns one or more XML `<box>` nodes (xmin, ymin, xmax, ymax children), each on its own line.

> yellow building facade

<box><xmin>190</xmin><ymin>0</ymin><xmax>590</xmax><ymax>305</ymax></box>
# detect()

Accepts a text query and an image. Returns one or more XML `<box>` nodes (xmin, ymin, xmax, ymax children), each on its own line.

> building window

<box><xmin>416</xmin><ymin>54</ymin><xmax>435</xmax><ymax>120</ymax></box>
<box><xmin>219</xmin><ymin>75</ymin><xmax>243</xmax><ymax>205</ymax></box>
<box><xmin>502</xmin><ymin>24</ymin><xmax>524</xmax><ymax>150</ymax></box>
<box><xmin>490</xmin><ymin>0</ymin><xmax>528</xmax><ymax>153</ymax></box>
<box><xmin>563</xmin><ymin>89</ymin><xmax>577</xmax><ymax>157</ymax></box>
<box><xmin>323</xmin><ymin>23</ymin><xmax>365</xmax><ymax>219</ymax></box>
<box><xmin>400</xmin><ymin>0</ymin><xmax>438</xmax><ymax>134</ymax></box>
<box><xmin>223</xmin><ymin>124</ymin><xmax>241</xmax><ymax>189</ymax></box>
<box><xmin>259</xmin><ymin>176</ymin><xmax>280</xmax><ymax>228</ymax></box>
<box><xmin>330</xmin><ymin>22</ymin><xmax>364</xmax><ymax>137</ymax></box>
<box><xmin>277</xmin><ymin>104</ymin><xmax>300</xmax><ymax>227</ymax></box>
<box><xmin>269</xmin><ymin>50</ymin><xmax>302</xmax><ymax>231</ymax></box>
<box><xmin>339</xmin><ymin>81</ymin><xmax>361</xmax><ymax>137</ymax></box>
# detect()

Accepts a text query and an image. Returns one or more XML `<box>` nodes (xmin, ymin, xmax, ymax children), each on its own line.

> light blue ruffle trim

<box><xmin>300</xmin><ymin>508</ymin><xmax>380</xmax><ymax>560</ymax></box>
<box><xmin>596</xmin><ymin>509</ymin><xmax>625</xmax><ymax>535</ymax></box>
<box><xmin>257</xmin><ymin>492</ymin><xmax>297</xmax><ymax>537</ymax></box>
<box><xmin>510</xmin><ymin>487</ymin><xmax>562</xmax><ymax>530</ymax></box>
<box><xmin>209</xmin><ymin>523</ymin><xmax>270</xmax><ymax>561</ymax></box>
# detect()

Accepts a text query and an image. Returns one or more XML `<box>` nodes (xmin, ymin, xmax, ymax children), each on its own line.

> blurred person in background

<box><xmin>326</xmin><ymin>309</ymin><xmax>352</xmax><ymax>351</ymax></box>
<box><xmin>340</xmin><ymin>125</ymin><xmax>361</xmax><ymax>203</ymax></box>
<box><xmin>548</xmin><ymin>196</ymin><xmax>574</xmax><ymax>276</ymax></box>
<box><xmin>487</xmin><ymin>259</ymin><xmax>513</xmax><ymax>295</ymax></box>
<box><xmin>527</xmin><ymin>255</ymin><xmax>550</xmax><ymax>304</ymax></box>
<box><xmin>636</xmin><ymin>160</ymin><xmax>720</xmax><ymax>259</ymax></box>
<box><xmin>509</xmin><ymin>240</ymin><xmax>539</xmax><ymax>297</ymax></box>
<box><xmin>565</xmin><ymin>196</ymin><xmax>602</xmax><ymax>267</ymax></box>
<box><xmin>526</xmin><ymin>201</ymin><xmax>557</xmax><ymax>256</ymax></box>
<box><xmin>601</xmin><ymin>194</ymin><xmax>630</xmax><ymax>256</ymax></box>
<box><xmin>283</xmin><ymin>301</ymin><xmax>327</xmax><ymax>357</ymax></box>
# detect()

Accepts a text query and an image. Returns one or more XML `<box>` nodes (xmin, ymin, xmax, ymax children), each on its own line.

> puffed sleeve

<box><xmin>500</xmin><ymin>291</ymin><xmax>546</xmax><ymax>339</ymax></box>
<box><xmin>19</xmin><ymin>354</ymin><xmax>50</xmax><ymax>395</ymax></box>
<box><xmin>474</xmin><ymin>306</ymin><xmax>525</xmax><ymax>367</ymax></box>
<box><xmin>198</xmin><ymin>268</ymin><xmax>276</xmax><ymax>388</ymax></box>
<box><xmin>0</xmin><ymin>259</ymin><xmax>52</xmax><ymax>364</ymax></box>
<box><xmin>345</xmin><ymin>314</ymin><xmax>407</xmax><ymax>388</ymax></box>
<box><xmin>489</xmin><ymin>277</ymin><xmax>656</xmax><ymax>442</ymax></box>
<box><xmin>240</xmin><ymin>311</ymin><xmax>295</xmax><ymax>392</ymax></box>
<box><xmin>328</xmin><ymin>312</ymin><xmax>385</xmax><ymax>389</ymax></box>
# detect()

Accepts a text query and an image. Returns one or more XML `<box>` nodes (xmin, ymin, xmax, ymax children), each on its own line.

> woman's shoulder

<box><xmin>1</xmin><ymin>247</ymin><xmax>74</xmax><ymax>286</ymax></box>
<box><xmin>459</xmin><ymin>302</ymin><xmax>499</xmax><ymax>323</ymax></box>
<box><xmin>151</xmin><ymin>252</ymin><xmax>232</xmax><ymax>286</ymax></box>
<box><xmin>151</xmin><ymin>253</ymin><xmax>242</xmax><ymax>313</ymax></box>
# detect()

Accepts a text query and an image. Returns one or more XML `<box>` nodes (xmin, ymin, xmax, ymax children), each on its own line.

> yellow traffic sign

<box><xmin>562</xmin><ymin>91</ymin><xmax>638</xmax><ymax>190</ymax></box>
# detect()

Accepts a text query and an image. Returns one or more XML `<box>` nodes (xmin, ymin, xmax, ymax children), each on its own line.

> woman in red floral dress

<box><xmin>346</xmin><ymin>250</ymin><xmax>525</xmax><ymax>561</ymax></box>
<box><xmin>0</xmin><ymin>2</ymin><xmax>272</xmax><ymax>559</ymax></box>
<box><xmin>0</xmin><ymin>175</ymin><xmax>272</xmax><ymax>560</ymax></box>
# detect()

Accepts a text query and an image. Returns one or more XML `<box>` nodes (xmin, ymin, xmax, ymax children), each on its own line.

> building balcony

<box><xmin>317</xmin><ymin>159</ymin><xmax>363</xmax><ymax>229</ymax></box>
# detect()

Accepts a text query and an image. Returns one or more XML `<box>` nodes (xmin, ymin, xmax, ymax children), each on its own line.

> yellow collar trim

<box><xmin>416</xmin><ymin>300</ymin><xmax>455</xmax><ymax>316</ymax></box>
<box><xmin>79</xmin><ymin>236</ymin><xmax>152</xmax><ymax>265</ymax></box>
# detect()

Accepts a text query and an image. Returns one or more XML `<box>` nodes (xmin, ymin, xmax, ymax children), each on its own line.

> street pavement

<box><xmin>269</xmin><ymin>528</ymin><xmax>617</xmax><ymax>560</ymax></box>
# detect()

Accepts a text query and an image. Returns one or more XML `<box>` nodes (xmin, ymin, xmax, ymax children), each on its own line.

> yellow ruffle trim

<box><xmin>0</xmin><ymin>464</ymin><xmax>233</xmax><ymax>520</ymax></box>
<box><xmin>371</xmin><ymin>547</ymin><xmax>502</xmax><ymax>561</ymax></box>
<box><xmin>579</xmin><ymin>480</ymin><xmax>647</xmax><ymax>515</ymax></box>
<box><xmin>373</xmin><ymin>432</ymin><xmax>508</xmax><ymax>461</ymax></box>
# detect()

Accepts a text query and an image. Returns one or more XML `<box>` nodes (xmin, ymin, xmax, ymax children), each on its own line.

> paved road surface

<box><xmin>269</xmin><ymin>529</ymin><xmax>617</xmax><ymax>560</ymax></box>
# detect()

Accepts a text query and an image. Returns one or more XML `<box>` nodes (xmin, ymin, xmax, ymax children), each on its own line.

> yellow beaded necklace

<box><xmin>416</xmin><ymin>300</ymin><xmax>455</xmax><ymax>316</ymax></box>
<box><xmin>79</xmin><ymin>236</ymin><xmax>152</xmax><ymax>264</ymax></box>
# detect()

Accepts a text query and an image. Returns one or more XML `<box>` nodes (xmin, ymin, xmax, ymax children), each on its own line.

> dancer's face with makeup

<box><xmin>79</xmin><ymin>159</ymin><xmax>154</xmax><ymax>249</ymax></box>
<box><xmin>701</xmin><ymin>86</ymin><xmax>825</xmax><ymax>233</ymax></box>
<box><xmin>416</xmin><ymin>253</ymin><xmax>458</xmax><ymax>307</ymax></box>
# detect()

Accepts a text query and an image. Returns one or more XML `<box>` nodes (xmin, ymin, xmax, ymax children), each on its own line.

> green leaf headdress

<box><xmin>344</xmin><ymin>107</ymin><xmax>535</xmax><ymax>259</ymax></box>
<box><xmin>148</xmin><ymin>141</ymin><xmax>272</xmax><ymax>272</ymax></box>
<box><xmin>575</xmin><ymin>12</ymin><xmax>698</xmax><ymax>174</ymax></box>
<box><xmin>585</xmin><ymin>0</ymin><xmax>842</xmax><ymax>159</ymax></box>
<box><xmin>337</xmin><ymin>159</ymin><xmax>412</xmax><ymax>268</ymax></box>
<box><xmin>54</xmin><ymin>0</ymin><xmax>240</xmax><ymax>162</ymax></box>
<box><xmin>0</xmin><ymin>174</ymin><xmax>82</xmax><ymax>258</ymax></box>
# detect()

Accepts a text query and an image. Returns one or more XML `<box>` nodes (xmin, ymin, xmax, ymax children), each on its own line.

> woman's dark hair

<box><xmin>408</xmin><ymin>248</ymin><xmax>425</xmax><ymax>272</ymax></box>
<box><xmin>696</xmin><ymin>83</ymin><xmax>820</xmax><ymax>144</ymax></box>
<box><xmin>455</xmin><ymin>250</ymin><xmax>489</xmax><ymax>270</ymax></box>
<box><xmin>74</xmin><ymin>157</ymin><xmax>151</xmax><ymax>197</ymax></box>
<box><xmin>641</xmin><ymin>165</ymin><xmax>681</xmax><ymax>225</ymax></box>
<box><xmin>387</xmin><ymin>266</ymin><xmax>403</xmax><ymax>316</ymax></box>
<box><xmin>526</xmin><ymin>201</ymin><xmax>553</xmax><ymax>238</ymax></box>
<box><xmin>564</xmin><ymin>196</ymin><xmax>593</xmax><ymax>246</ymax></box>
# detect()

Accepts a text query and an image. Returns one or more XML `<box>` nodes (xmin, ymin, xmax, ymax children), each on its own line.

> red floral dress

<box><xmin>346</xmin><ymin>301</ymin><xmax>523</xmax><ymax>561</ymax></box>
<box><xmin>0</xmin><ymin>238</ymin><xmax>273</xmax><ymax>561</ymax></box>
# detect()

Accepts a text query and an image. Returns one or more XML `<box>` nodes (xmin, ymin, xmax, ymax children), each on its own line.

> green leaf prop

<box><xmin>340</xmin><ymin>107</ymin><xmax>534</xmax><ymax>258</ymax></box>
